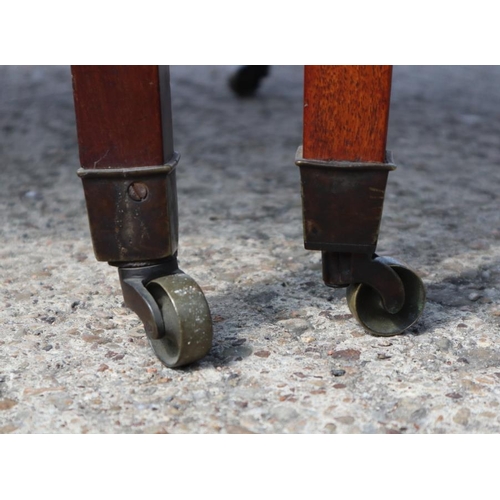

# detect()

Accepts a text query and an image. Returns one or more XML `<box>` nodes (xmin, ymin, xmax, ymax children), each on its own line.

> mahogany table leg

<box><xmin>71</xmin><ymin>66</ymin><xmax>212</xmax><ymax>367</ymax></box>
<box><xmin>297</xmin><ymin>65</ymin><xmax>425</xmax><ymax>336</ymax></box>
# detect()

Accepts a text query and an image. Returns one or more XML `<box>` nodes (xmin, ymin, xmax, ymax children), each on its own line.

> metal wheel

<box><xmin>146</xmin><ymin>272</ymin><xmax>213</xmax><ymax>368</ymax></box>
<box><xmin>346</xmin><ymin>261</ymin><xmax>426</xmax><ymax>336</ymax></box>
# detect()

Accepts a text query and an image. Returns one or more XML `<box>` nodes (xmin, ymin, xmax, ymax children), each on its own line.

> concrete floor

<box><xmin>1</xmin><ymin>65</ymin><xmax>500</xmax><ymax>433</ymax></box>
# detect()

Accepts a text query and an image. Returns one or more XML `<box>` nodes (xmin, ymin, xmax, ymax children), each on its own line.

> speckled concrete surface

<box><xmin>1</xmin><ymin>65</ymin><xmax>500</xmax><ymax>433</ymax></box>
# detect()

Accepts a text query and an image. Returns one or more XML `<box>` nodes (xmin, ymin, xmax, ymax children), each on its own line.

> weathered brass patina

<box><xmin>118</xmin><ymin>258</ymin><xmax>213</xmax><ymax>368</ymax></box>
<box><xmin>296</xmin><ymin>146</ymin><xmax>426</xmax><ymax>336</ymax></box>
<box><xmin>346</xmin><ymin>256</ymin><xmax>426</xmax><ymax>336</ymax></box>
<box><xmin>296</xmin><ymin>146</ymin><xmax>396</xmax><ymax>254</ymax></box>
<box><xmin>77</xmin><ymin>152</ymin><xmax>180</xmax><ymax>263</ymax></box>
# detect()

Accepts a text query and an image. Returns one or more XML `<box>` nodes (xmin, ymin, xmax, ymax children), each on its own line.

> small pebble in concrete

<box><xmin>278</xmin><ymin>318</ymin><xmax>310</xmax><ymax>335</ymax></box>
<box><xmin>254</xmin><ymin>350</ymin><xmax>270</xmax><ymax>358</ymax></box>
<box><xmin>377</xmin><ymin>353</ymin><xmax>392</xmax><ymax>360</ymax></box>
<box><xmin>436</xmin><ymin>337</ymin><xmax>453</xmax><ymax>351</ymax></box>
<box><xmin>468</xmin><ymin>292</ymin><xmax>482</xmax><ymax>302</ymax></box>
<box><xmin>0</xmin><ymin>399</ymin><xmax>17</xmax><ymax>411</ymax></box>
<box><xmin>453</xmin><ymin>407</ymin><xmax>471</xmax><ymax>426</ymax></box>
<box><xmin>331</xmin><ymin>349</ymin><xmax>361</xmax><ymax>361</ymax></box>
<box><xmin>0</xmin><ymin>425</ymin><xmax>18</xmax><ymax>434</ymax></box>
<box><xmin>335</xmin><ymin>416</ymin><xmax>354</xmax><ymax>425</ymax></box>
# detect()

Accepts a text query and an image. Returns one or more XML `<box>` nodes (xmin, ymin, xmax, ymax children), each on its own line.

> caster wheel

<box><xmin>346</xmin><ymin>260</ymin><xmax>426</xmax><ymax>336</ymax></box>
<box><xmin>229</xmin><ymin>65</ymin><xmax>269</xmax><ymax>97</ymax></box>
<box><xmin>146</xmin><ymin>272</ymin><xmax>213</xmax><ymax>368</ymax></box>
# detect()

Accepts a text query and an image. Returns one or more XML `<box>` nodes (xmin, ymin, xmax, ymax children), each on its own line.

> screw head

<box><xmin>128</xmin><ymin>182</ymin><xmax>149</xmax><ymax>202</ymax></box>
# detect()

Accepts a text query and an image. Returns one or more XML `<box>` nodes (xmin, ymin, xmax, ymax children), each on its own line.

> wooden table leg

<box><xmin>297</xmin><ymin>65</ymin><xmax>425</xmax><ymax>336</ymax></box>
<box><xmin>303</xmin><ymin>65</ymin><xmax>392</xmax><ymax>162</ymax></box>
<box><xmin>71</xmin><ymin>66</ymin><xmax>212</xmax><ymax>367</ymax></box>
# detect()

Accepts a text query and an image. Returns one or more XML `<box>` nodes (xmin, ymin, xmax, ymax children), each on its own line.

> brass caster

<box><xmin>346</xmin><ymin>258</ymin><xmax>426</xmax><ymax>336</ymax></box>
<box><xmin>147</xmin><ymin>273</ymin><xmax>213</xmax><ymax>368</ymax></box>
<box><xmin>118</xmin><ymin>259</ymin><xmax>213</xmax><ymax>368</ymax></box>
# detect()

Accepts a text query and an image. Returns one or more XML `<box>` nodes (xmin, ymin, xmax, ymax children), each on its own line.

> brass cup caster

<box><xmin>345</xmin><ymin>257</ymin><xmax>426</xmax><ymax>336</ymax></box>
<box><xmin>118</xmin><ymin>259</ymin><xmax>213</xmax><ymax>368</ymax></box>
<box><xmin>296</xmin><ymin>146</ymin><xmax>426</xmax><ymax>337</ymax></box>
<box><xmin>78</xmin><ymin>156</ymin><xmax>212</xmax><ymax>366</ymax></box>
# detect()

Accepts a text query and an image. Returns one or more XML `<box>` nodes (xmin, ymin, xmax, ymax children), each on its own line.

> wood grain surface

<box><xmin>71</xmin><ymin>66</ymin><xmax>165</xmax><ymax>169</ymax></box>
<box><xmin>303</xmin><ymin>66</ymin><xmax>392</xmax><ymax>162</ymax></box>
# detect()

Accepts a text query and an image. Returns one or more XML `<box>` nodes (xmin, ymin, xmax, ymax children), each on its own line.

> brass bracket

<box><xmin>296</xmin><ymin>146</ymin><xmax>396</xmax><ymax>254</ymax></box>
<box><xmin>117</xmin><ymin>258</ymin><xmax>179</xmax><ymax>340</ymax></box>
<box><xmin>322</xmin><ymin>252</ymin><xmax>405</xmax><ymax>314</ymax></box>
<box><xmin>77</xmin><ymin>152</ymin><xmax>180</xmax><ymax>263</ymax></box>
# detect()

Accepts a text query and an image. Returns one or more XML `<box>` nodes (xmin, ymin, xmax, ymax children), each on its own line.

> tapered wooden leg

<box><xmin>303</xmin><ymin>65</ymin><xmax>392</xmax><ymax>162</ymax></box>
<box><xmin>297</xmin><ymin>65</ymin><xmax>425</xmax><ymax>336</ymax></box>
<box><xmin>72</xmin><ymin>66</ymin><xmax>170</xmax><ymax>169</ymax></box>
<box><xmin>71</xmin><ymin>66</ymin><xmax>212</xmax><ymax>367</ymax></box>
<box><xmin>72</xmin><ymin>66</ymin><xmax>178</xmax><ymax>263</ymax></box>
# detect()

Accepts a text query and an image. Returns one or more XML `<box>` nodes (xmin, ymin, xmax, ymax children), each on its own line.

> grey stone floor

<box><xmin>1</xmin><ymin>65</ymin><xmax>500</xmax><ymax>433</ymax></box>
